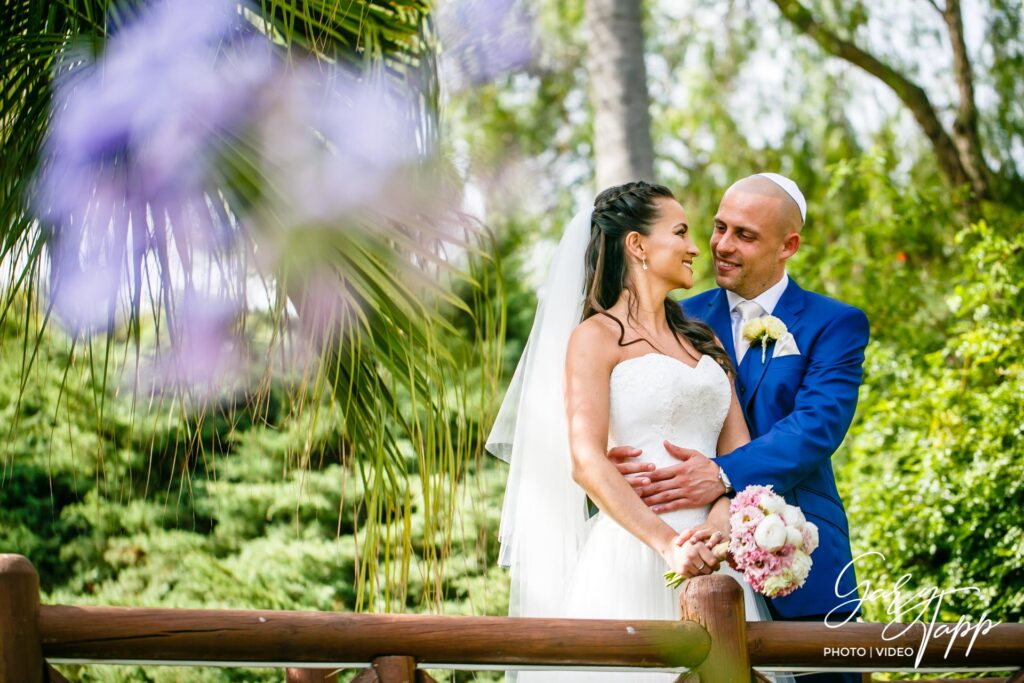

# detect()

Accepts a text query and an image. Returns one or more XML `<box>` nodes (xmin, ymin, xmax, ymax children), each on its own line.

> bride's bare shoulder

<box><xmin>567</xmin><ymin>315</ymin><xmax>621</xmax><ymax>364</ymax></box>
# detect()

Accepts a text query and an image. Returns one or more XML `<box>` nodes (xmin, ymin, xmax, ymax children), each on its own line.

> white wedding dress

<box><xmin>517</xmin><ymin>352</ymin><xmax>773</xmax><ymax>682</ymax></box>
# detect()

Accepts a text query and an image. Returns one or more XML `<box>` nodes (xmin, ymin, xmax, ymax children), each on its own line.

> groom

<box><xmin>612</xmin><ymin>174</ymin><xmax>869</xmax><ymax>682</ymax></box>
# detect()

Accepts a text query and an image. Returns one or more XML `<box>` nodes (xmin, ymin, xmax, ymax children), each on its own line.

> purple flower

<box><xmin>437</xmin><ymin>0</ymin><xmax>534</xmax><ymax>90</ymax></box>
<box><xmin>287</xmin><ymin>268</ymin><xmax>365</xmax><ymax>349</ymax></box>
<box><xmin>32</xmin><ymin>0</ymin><xmax>472</xmax><ymax>397</ymax></box>
<box><xmin>132</xmin><ymin>294</ymin><xmax>244</xmax><ymax>399</ymax></box>
<box><xmin>36</xmin><ymin>0</ymin><xmax>274</xmax><ymax>335</ymax></box>
<box><xmin>257</xmin><ymin>65</ymin><xmax>421</xmax><ymax>226</ymax></box>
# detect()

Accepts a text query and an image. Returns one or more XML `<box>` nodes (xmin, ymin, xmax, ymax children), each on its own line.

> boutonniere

<box><xmin>742</xmin><ymin>315</ymin><xmax>788</xmax><ymax>363</ymax></box>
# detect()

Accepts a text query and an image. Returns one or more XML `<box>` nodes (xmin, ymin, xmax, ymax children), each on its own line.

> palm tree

<box><xmin>0</xmin><ymin>0</ymin><xmax>504</xmax><ymax>610</ymax></box>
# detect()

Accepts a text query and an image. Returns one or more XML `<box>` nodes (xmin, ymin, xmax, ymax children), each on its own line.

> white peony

<box><xmin>790</xmin><ymin>551</ymin><xmax>812</xmax><ymax>581</ymax></box>
<box><xmin>782</xmin><ymin>504</ymin><xmax>806</xmax><ymax>527</ymax></box>
<box><xmin>754</xmin><ymin>514</ymin><xmax>787</xmax><ymax>550</ymax></box>
<box><xmin>761</xmin><ymin>494</ymin><xmax>787</xmax><ymax>515</ymax></box>
<box><xmin>802</xmin><ymin>522</ymin><xmax>820</xmax><ymax>554</ymax></box>
<box><xmin>785</xmin><ymin>526</ymin><xmax>803</xmax><ymax>548</ymax></box>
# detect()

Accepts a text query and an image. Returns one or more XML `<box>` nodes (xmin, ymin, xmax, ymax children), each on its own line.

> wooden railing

<box><xmin>2</xmin><ymin>554</ymin><xmax>1022</xmax><ymax>682</ymax></box>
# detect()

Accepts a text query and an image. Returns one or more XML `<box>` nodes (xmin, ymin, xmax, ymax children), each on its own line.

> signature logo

<box><xmin>822</xmin><ymin>552</ymin><xmax>1001</xmax><ymax>668</ymax></box>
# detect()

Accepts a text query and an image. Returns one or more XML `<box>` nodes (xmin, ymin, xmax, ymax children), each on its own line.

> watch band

<box><xmin>717</xmin><ymin>464</ymin><xmax>735</xmax><ymax>495</ymax></box>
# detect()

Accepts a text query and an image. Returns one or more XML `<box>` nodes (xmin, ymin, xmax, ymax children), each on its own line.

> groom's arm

<box><xmin>715</xmin><ymin>305</ymin><xmax>870</xmax><ymax>494</ymax></box>
<box><xmin>636</xmin><ymin>305</ymin><xmax>869</xmax><ymax>512</ymax></box>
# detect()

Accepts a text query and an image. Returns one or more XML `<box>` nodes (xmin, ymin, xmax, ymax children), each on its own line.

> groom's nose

<box><xmin>714</xmin><ymin>231</ymin><xmax>735</xmax><ymax>255</ymax></box>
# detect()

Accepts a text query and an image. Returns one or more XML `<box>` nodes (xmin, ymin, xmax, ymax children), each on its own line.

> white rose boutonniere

<box><xmin>742</xmin><ymin>315</ymin><xmax>788</xmax><ymax>362</ymax></box>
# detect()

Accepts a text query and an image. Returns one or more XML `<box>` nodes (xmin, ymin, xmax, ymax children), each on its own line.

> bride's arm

<box><xmin>565</xmin><ymin>323</ymin><xmax>712</xmax><ymax>574</ymax></box>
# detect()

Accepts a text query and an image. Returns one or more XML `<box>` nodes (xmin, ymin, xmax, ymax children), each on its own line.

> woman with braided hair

<box><xmin>488</xmin><ymin>181</ymin><xmax>777</xmax><ymax>681</ymax></box>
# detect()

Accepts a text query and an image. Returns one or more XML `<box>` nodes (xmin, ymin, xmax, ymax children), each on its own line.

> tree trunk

<box><xmin>941</xmin><ymin>0</ymin><xmax>992</xmax><ymax>198</ymax></box>
<box><xmin>769</xmin><ymin>0</ymin><xmax>994</xmax><ymax>202</ymax></box>
<box><xmin>584</xmin><ymin>0</ymin><xmax>656</xmax><ymax>190</ymax></box>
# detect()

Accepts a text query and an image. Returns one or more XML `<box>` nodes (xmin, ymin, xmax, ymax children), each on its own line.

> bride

<box><xmin>487</xmin><ymin>181</ymin><xmax>773</xmax><ymax>681</ymax></box>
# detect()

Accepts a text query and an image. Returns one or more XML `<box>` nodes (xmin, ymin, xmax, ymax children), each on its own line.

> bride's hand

<box><xmin>661</xmin><ymin>535</ymin><xmax>719</xmax><ymax>578</ymax></box>
<box><xmin>676</xmin><ymin>524</ymin><xmax>727</xmax><ymax>550</ymax></box>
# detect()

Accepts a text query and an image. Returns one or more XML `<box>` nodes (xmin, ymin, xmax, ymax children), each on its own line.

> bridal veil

<box><xmin>485</xmin><ymin>205</ymin><xmax>593</xmax><ymax>618</ymax></box>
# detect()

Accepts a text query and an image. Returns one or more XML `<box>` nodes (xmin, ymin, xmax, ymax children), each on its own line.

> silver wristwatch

<box><xmin>717</xmin><ymin>465</ymin><xmax>735</xmax><ymax>495</ymax></box>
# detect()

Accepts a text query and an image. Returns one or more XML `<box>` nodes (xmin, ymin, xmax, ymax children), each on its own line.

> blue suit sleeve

<box><xmin>716</xmin><ymin>306</ymin><xmax>870</xmax><ymax>494</ymax></box>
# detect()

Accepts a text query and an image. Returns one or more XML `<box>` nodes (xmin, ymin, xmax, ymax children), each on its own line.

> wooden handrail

<box><xmin>3</xmin><ymin>555</ymin><xmax>1022</xmax><ymax>682</ymax></box>
<box><xmin>37</xmin><ymin>605</ymin><xmax>1024</xmax><ymax>671</ymax></box>
<box><xmin>38</xmin><ymin>605</ymin><xmax>711</xmax><ymax>668</ymax></box>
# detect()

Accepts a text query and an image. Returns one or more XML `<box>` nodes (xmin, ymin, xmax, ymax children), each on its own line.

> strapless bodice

<box><xmin>606</xmin><ymin>353</ymin><xmax>732</xmax><ymax>530</ymax></box>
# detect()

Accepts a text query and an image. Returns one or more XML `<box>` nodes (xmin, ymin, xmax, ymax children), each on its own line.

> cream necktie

<box><xmin>734</xmin><ymin>300</ymin><xmax>765</xmax><ymax>364</ymax></box>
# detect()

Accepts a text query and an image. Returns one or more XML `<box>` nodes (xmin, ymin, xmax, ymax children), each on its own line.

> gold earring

<box><xmin>641</xmin><ymin>254</ymin><xmax>648</xmax><ymax>271</ymax></box>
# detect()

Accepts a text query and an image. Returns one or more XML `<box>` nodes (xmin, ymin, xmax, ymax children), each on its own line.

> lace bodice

<box><xmin>607</xmin><ymin>353</ymin><xmax>732</xmax><ymax>530</ymax></box>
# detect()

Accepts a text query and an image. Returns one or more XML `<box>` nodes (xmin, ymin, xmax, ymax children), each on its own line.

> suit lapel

<box><xmin>739</xmin><ymin>337</ymin><xmax>763</xmax><ymax>402</ymax></box>
<box><xmin>741</xmin><ymin>278</ymin><xmax>807</xmax><ymax>412</ymax></box>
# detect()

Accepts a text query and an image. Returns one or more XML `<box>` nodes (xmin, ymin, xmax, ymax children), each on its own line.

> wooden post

<box><xmin>285</xmin><ymin>668</ymin><xmax>339</xmax><ymax>682</ymax></box>
<box><xmin>349</xmin><ymin>663</ymin><xmax>438</xmax><ymax>683</ymax></box>
<box><xmin>372</xmin><ymin>656</ymin><xmax>417</xmax><ymax>683</ymax></box>
<box><xmin>679</xmin><ymin>574</ymin><xmax>750</xmax><ymax>683</ymax></box>
<box><xmin>0</xmin><ymin>554</ymin><xmax>44</xmax><ymax>683</ymax></box>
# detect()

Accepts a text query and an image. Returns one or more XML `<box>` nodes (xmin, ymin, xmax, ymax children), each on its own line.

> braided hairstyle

<box><xmin>584</xmin><ymin>181</ymin><xmax>734</xmax><ymax>376</ymax></box>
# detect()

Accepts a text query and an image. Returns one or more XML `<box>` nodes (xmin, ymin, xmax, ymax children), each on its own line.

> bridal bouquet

<box><xmin>665</xmin><ymin>485</ymin><xmax>819</xmax><ymax>598</ymax></box>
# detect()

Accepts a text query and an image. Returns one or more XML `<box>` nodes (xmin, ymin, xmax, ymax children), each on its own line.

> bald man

<box><xmin>611</xmin><ymin>175</ymin><xmax>869</xmax><ymax>680</ymax></box>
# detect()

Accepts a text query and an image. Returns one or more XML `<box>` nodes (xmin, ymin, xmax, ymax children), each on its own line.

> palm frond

<box><xmin>1</xmin><ymin>0</ymin><xmax>504</xmax><ymax>612</ymax></box>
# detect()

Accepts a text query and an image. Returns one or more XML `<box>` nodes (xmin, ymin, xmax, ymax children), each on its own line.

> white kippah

<box><xmin>756</xmin><ymin>172</ymin><xmax>806</xmax><ymax>223</ymax></box>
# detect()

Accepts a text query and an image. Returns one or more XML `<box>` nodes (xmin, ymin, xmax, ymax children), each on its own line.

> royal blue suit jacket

<box><xmin>682</xmin><ymin>279</ymin><xmax>869</xmax><ymax>618</ymax></box>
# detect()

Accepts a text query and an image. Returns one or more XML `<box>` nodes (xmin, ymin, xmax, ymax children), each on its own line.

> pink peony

<box><xmin>731</xmin><ymin>484</ymin><xmax>775</xmax><ymax>511</ymax></box>
<box><xmin>721</xmin><ymin>485</ymin><xmax>818</xmax><ymax>598</ymax></box>
<box><xmin>668</xmin><ymin>485</ymin><xmax>818</xmax><ymax>597</ymax></box>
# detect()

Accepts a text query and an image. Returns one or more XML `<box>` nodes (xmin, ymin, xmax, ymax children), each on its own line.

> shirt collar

<box><xmin>726</xmin><ymin>272</ymin><xmax>790</xmax><ymax>316</ymax></box>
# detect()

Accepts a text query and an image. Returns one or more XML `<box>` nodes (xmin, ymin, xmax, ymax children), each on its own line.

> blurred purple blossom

<box><xmin>34</xmin><ymin>0</ymin><xmax>477</xmax><ymax>397</ymax></box>
<box><xmin>289</xmin><ymin>269</ymin><xmax>363</xmax><ymax>349</ymax></box>
<box><xmin>137</xmin><ymin>294</ymin><xmax>244</xmax><ymax>399</ymax></box>
<box><xmin>37</xmin><ymin>0</ymin><xmax>273</xmax><ymax>336</ymax></box>
<box><xmin>437</xmin><ymin>0</ymin><xmax>535</xmax><ymax>90</ymax></box>
<box><xmin>258</xmin><ymin>65</ymin><xmax>421</xmax><ymax>225</ymax></box>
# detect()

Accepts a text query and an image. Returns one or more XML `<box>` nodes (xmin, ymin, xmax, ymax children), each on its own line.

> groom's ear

<box><xmin>780</xmin><ymin>232</ymin><xmax>801</xmax><ymax>260</ymax></box>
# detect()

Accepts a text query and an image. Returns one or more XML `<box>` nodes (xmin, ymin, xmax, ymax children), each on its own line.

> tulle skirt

<box><xmin>513</xmin><ymin>513</ymin><xmax>789</xmax><ymax>683</ymax></box>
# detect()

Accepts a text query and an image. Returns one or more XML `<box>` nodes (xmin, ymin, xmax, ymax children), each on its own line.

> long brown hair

<box><xmin>584</xmin><ymin>181</ymin><xmax>734</xmax><ymax>376</ymax></box>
